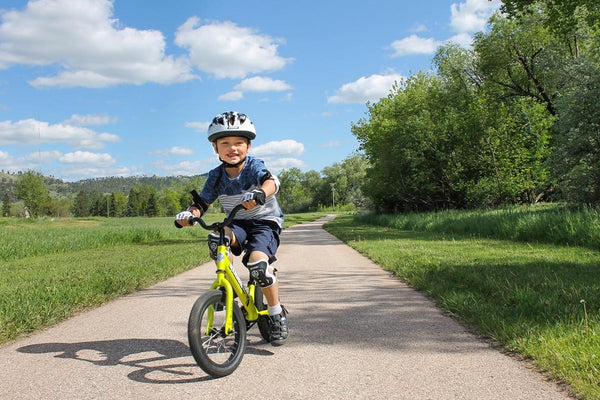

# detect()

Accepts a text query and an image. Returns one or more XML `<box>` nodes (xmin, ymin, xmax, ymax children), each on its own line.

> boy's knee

<box><xmin>247</xmin><ymin>259</ymin><xmax>276</xmax><ymax>288</ymax></box>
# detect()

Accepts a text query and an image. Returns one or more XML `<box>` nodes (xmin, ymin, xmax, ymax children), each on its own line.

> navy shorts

<box><xmin>229</xmin><ymin>219</ymin><xmax>281</xmax><ymax>265</ymax></box>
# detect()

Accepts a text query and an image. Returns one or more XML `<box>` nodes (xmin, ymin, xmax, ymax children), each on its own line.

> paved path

<box><xmin>0</xmin><ymin>216</ymin><xmax>572</xmax><ymax>399</ymax></box>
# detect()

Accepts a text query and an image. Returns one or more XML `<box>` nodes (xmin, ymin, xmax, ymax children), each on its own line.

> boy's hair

<box><xmin>207</xmin><ymin>111</ymin><xmax>256</xmax><ymax>142</ymax></box>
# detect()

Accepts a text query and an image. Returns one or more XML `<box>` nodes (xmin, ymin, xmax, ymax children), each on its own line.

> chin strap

<box><xmin>213</xmin><ymin>157</ymin><xmax>247</xmax><ymax>189</ymax></box>
<box><xmin>219</xmin><ymin>157</ymin><xmax>246</xmax><ymax>168</ymax></box>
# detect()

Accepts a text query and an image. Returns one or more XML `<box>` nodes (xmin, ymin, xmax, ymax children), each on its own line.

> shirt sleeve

<box><xmin>199</xmin><ymin>167</ymin><xmax>220</xmax><ymax>205</ymax></box>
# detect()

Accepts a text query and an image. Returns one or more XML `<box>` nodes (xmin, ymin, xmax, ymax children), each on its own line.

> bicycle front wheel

<box><xmin>188</xmin><ymin>290</ymin><xmax>247</xmax><ymax>378</ymax></box>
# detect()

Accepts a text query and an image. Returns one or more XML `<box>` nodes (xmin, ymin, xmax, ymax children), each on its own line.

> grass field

<box><xmin>0</xmin><ymin>212</ymin><xmax>326</xmax><ymax>345</ymax></box>
<box><xmin>323</xmin><ymin>204</ymin><xmax>599</xmax><ymax>400</ymax></box>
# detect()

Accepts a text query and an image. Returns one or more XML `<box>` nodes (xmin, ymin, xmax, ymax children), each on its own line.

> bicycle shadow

<box><xmin>17</xmin><ymin>337</ymin><xmax>273</xmax><ymax>384</ymax></box>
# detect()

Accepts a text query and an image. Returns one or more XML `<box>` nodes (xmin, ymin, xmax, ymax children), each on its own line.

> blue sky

<box><xmin>0</xmin><ymin>0</ymin><xmax>501</xmax><ymax>181</ymax></box>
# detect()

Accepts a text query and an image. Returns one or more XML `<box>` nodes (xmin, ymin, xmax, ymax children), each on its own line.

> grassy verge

<box><xmin>0</xmin><ymin>212</ymin><xmax>326</xmax><ymax>345</ymax></box>
<box><xmin>324</xmin><ymin>209</ymin><xmax>599</xmax><ymax>400</ymax></box>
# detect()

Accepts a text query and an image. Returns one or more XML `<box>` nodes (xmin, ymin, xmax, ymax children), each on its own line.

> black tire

<box><xmin>254</xmin><ymin>285</ymin><xmax>272</xmax><ymax>342</ymax></box>
<box><xmin>187</xmin><ymin>290</ymin><xmax>247</xmax><ymax>378</ymax></box>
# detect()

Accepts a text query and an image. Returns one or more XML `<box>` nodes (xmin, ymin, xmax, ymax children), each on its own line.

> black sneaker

<box><xmin>269</xmin><ymin>307</ymin><xmax>289</xmax><ymax>346</ymax></box>
<box><xmin>208</xmin><ymin>232</ymin><xmax>230</xmax><ymax>260</ymax></box>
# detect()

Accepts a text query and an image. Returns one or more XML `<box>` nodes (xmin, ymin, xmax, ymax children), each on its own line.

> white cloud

<box><xmin>387</xmin><ymin>0</ymin><xmax>501</xmax><ymax>57</ymax></box>
<box><xmin>235</xmin><ymin>76</ymin><xmax>292</xmax><ymax>92</ymax></box>
<box><xmin>218</xmin><ymin>90</ymin><xmax>244</xmax><ymax>101</ymax></box>
<box><xmin>0</xmin><ymin>150</ymin><xmax>35</xmax><ymax>171</ymax></box>
<box><xmin>267</xmin><ymin>157</ymin><xmax>307</xmax><ymax>172</ymax></box>
<box><xmin>63</xmin><ymin>113</ymin><xmax>116</xmax><ymax>126</ymax></box>
<box><xmin>0</xmin><ymin>119</ymin><xmax>120</xmax><ymax>150</ymax></box>
<box><xmin>327</xmin><ymin>73</ymin><xmax>404</xmax><ymax>104</ymax></box>
<box><xmin>0</xmin><ymin>0</ymin><xmax>196</xmax><ymax>88</ymax></box>
<box><xmin>25</xmin><ymin>150</ymin><xmax>61</xmax><ymax>163</ymax></box>
<box><xmin>185</xmin><ymin>121</ymin><xmax>210</xmax><ymax>132</ymax></box>
<box><xmin>149</xmin><ymin>146</ymin><xmax>194</xmax><ymax>157</ymax></box>
<box><xmin>251</xmin><ymin>140</ymin><xmax>305</xmax><ymax>158</ymax></box>
<box><xmin>390</xmin><ymin>35</ymin><xmax>442</xmax><ymax>57</ymax></box>
<box><xmin>153</xmin><ymin>159</ymin><xmax>213</xmax><ymax>176</ymax></box>
<box><xmin>58</xmin><ymin>165</ymin><xmax>139</xmax><ymax>181</ymax></box>
<box><xmin>447</xmin><ymin>33</ymin><xmax>474</xmax><ymax>48</ymax></box>
<box><xmin>59</xmin><ymin>151</ymin><xmax>115</xmax><ymax>167</ymax></box>
<box><xmin>451</xmin><ymin>0</ymin><xmax>501</xmax><ymax>33</ymax></box>
<box><xmin>220</xmin><ymin>76</ymin><xmax>292</xmax><ymax>101</ymax></box>
<box><xmin>323</xmin><ymin>141</ymin><xmax>340</xmax><ymax>148</ymax></box>
<box><xmin>175</xmin><ymin>18</ymin><xmax>293</xmax><ymax>79</ymax></box>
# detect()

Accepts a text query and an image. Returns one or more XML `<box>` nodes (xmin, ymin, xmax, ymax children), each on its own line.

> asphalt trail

<box><xmin>0</xmin><ymin>216</ymin><xmax>572</xmax><ymax>399</ymax></box>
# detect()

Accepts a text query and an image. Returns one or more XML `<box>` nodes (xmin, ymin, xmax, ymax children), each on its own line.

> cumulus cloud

<box><xmin>63</xmin><ymin>113</ymin><xmax>117</xmax><ymax>126</ymax></box>
<box><xmin>218</xmin><ymin>90</ymin><xmax>244</xmax><ymax>101</ymax></box>
<box><xmin>327</xmin><ymin>73</ymin><xmax>404</xmax><ymax>104</ymax></box>
<box><xmin>149</xmin><ymin>146</ymin><xmax>194</xmax><ymax>157</ymax></box>
<box><xmin>59</xmin><ymin>151</ymin><xmax>115</xmax><ymax>167</ymax></box>
<box><xmin>451</xmin><ymin>0</ymin><xmax>502</xmax><ymax>34</ymax></box>
<box><xmin>185</xmin><ymin>121</ymin><xmax>210</xmax><ymax>132</ymax></box>
<box><xmin>0</xmin><ymin>0</ymin><xmax>195</xmax><ymax>87</ymax></box>
<box><xmin>235</xmin><ymin>77</ymin><xmax>292</xmax><ymax>92</ymax></box>
<box><xmin>175</xmin><ymin>18</ymin><xmax>293</xmax><ymax>79</ymax></box>
<box><xmin>386</xmin><ymin>0</ymin><xmax>501</xmax><ymax>58</ymax></box>
<box><xmin>153</xmin><ymin>159</ymin><xmax>214</xmax><ymax>176</ymax></box>
<box><xmin>0</xmin><ymin>118</ymin><xmax>120</xmax><ymax>150</ymax></box>
<box><xmin>390</xmin><ymin>35</ymin><xmax>442</xmax><ymax>57</ymax></box>
<box><xmin>251</xmin><ymin>140</ymin><xmax>305</xmax><ymax>158</ymax></box>
<box><xmin>25</xmin><ymin>150</ymin><xmax>61</xmax><ymax>163</ymax></box>
<box><xmin>220</xmin><ymin>76</ymin><xmax>292</xmax><ymax>101</ymax></box>
<box><xmin>266</xmin><ymin>157</ymin><xmax>307</xmax><ymax>172</ymax></box>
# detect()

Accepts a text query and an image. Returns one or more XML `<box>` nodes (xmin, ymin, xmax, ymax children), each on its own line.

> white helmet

<box><xmin>207</xmin><ymin>111</ymin><xmax>256</xmax><ymax>142</ymax></box>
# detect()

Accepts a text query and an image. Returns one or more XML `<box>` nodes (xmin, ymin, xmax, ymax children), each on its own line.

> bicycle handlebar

<box><xmin>188</xmin><ymin>204</ymin><xmax>247</xmax><ymax>232</ymax></box>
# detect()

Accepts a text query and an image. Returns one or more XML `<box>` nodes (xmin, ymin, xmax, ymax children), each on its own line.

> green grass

<box><xmin>324</xmin><ymin>206</ymin><xmax>600</xmax><ymax>400</ymax></box>
<box><xmin>0</xmin><ymin>212</ymin><xmax>326</xmax><ymax>345</ymax></box>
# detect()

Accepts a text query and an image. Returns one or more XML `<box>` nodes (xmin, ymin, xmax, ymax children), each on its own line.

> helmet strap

<box><xmin>219</xmin><ymin>157</ymin><xmax>246</xmax><ymax>168</ymax></box>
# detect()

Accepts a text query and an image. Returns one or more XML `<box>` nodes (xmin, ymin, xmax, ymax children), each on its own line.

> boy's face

<box><xmin>213</xmin><ymin>136</ymin><xmax>251</xmax><ymax>165</ymax></box>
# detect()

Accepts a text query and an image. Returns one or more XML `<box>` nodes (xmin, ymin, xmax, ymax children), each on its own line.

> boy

<box><xmin>175</xmin><ymin>111</ymin><xmax>288</xmax><ymax>345</ymax></box>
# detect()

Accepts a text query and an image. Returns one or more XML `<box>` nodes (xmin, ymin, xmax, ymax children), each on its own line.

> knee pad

<box><xmin>247</xmin><ymin>260</ymin><xmax>276</xmax><ymax>288</ymax></box>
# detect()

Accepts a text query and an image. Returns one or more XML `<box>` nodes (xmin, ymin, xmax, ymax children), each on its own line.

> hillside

<box><xmin>0</xmin><ymin>171</ymin><xmax>207</xmax><ymax>200</ymax></box>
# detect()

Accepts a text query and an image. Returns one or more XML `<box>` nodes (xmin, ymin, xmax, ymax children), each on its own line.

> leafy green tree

<box><xmin>278</xmin><ymin>168</ymin><xmax>317</xmax><ymax>213</ymax></box>
<box><xmin>15</xmin><ymin>171</ymin><xmax>51</xmax><ymax>217</ymax></box>
<box><xmin>160</xmin><ymin>191</ymin><xmax>181</xmax><ymax>217</ymax></box>
<box><xmin>72</xmin><ymin>190</ymin><xmax>91</xmax><ymax>217</ymax></box>
<box><xmin>126</xmin><ymin>184</ymin><xmax>158</xmax><ymax>216</ymax></box>
<box><xmin>551</xmin><ymin>55</ymin><xmax>600</xmax><ymax>203</ymax></box>
<box><xmin>473</xmin><ymin>12</ymin><xmax>564</xmax><ymax>116</ymax></box>
<box><xmin>110</xmin><ymin>192</ymin><xmax>128</xmax><ymax>217</ymax></box>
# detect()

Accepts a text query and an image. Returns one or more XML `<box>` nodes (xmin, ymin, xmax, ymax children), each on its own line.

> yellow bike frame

<box><xmin>207</xmin><ymin>244</ymin><xmax>269</xmax><ymax>335</ymax></box>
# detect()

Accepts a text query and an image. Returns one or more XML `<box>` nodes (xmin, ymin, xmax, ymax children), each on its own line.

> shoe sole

<box><xmin>270</xmin><ymin>337</ymin><xmax>287</xmax><ymax>347</ymax></box>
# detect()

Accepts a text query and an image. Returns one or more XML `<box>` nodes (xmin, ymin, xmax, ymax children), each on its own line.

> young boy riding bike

<box><xmin>175</xmin><ymin>111</ymin><xmax>288</xmax><ymax>346</ymax></box>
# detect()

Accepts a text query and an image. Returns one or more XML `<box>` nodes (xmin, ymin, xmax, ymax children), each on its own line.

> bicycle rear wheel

<box><xmin>188</xmin><ymin>290</ymin><xmax>247</xmax><ymax>378</ymax></box>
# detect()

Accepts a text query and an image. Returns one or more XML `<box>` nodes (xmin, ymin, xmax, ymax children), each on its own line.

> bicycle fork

<box><xmin>207</xmin><ymin>245</ymin><xmax>264</xmax><ymax>335</ymax></box>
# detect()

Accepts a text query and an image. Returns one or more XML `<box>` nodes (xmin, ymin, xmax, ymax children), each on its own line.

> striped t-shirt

<box><xmin>199</xmin><ymin>156</ymin><xmax>284</xmax><ymax>228</ymax></box>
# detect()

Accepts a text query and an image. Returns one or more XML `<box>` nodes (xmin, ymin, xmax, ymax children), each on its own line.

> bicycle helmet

<box><xmin>207</xmin><ymin>111</ymin><xmax>256</xmax><ymax>142</ymax></box>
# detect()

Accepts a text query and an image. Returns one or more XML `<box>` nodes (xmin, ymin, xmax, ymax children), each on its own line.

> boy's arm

<box><xmin>241</xmin><ymin>175</ymin><xmax>278</xmax><ymax>210</ymax></box>
<box><xmin>174</xmin><ymin>198</ymin><xmax>210</xmax><ymax>228</ymax></box>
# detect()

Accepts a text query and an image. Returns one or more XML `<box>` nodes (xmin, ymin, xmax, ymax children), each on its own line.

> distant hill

<box><xmin>0</xmin><ymin>171</ymin><xmax>207</xmax><ymax>201</ymax></box>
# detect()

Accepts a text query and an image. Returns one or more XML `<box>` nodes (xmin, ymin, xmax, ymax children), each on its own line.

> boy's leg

<box><xmin>247</xmin><ymin>250</ymin><xmax>279</xmax><ymax>306</ymax></box>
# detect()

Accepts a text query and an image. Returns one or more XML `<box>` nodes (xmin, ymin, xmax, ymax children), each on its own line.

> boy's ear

<box><xmin>212</xmin><ymin>142</ymin><xmax>218</xmax><ymax>153</ymax></box>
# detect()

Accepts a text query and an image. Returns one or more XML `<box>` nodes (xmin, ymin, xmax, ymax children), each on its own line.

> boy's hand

<box><xmin>174</xmin><ymin>208</ymin><xmax>200</xmax><ymax>228</ymax></box>
<box><xmin>241</xmin><ymin>189</ymin><xmax>266</xmax><ymax>209</ymax></box>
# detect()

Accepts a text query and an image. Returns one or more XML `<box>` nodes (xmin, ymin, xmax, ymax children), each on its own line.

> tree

<box><xmin>2</xmin><ymin>192</ymin><xmax>10</xmax><ymax>217</ymax></box>
<box><xmin>15</xmin><ymin>171</ymin><xmax>51</xmax><ymax>217</ymax></box>
<box><xmin>72</xmin><ymin>190</ymin><xmax>91</xmax><ymax>217</ymax></box>
<box><xmin>110</xmin><ymin>193</ymin><xmax>128</xmax><ymax>217</ymax></box>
